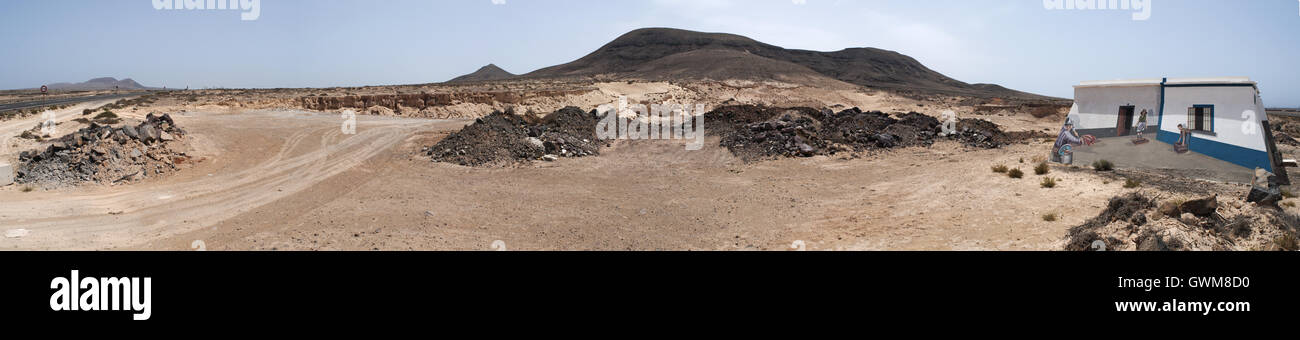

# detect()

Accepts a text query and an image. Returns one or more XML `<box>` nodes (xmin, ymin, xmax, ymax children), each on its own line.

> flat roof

<box><xmin>1075</xmin><ymin>77</ymin><xmax>1255</xmax><ymax>88</ymax></box>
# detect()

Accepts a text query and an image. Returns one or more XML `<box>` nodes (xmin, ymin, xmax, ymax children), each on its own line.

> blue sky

<box><xmin>1</xmin><ymin>0</ymin><xmax>1298</xmax><ymax>106</ymax></box>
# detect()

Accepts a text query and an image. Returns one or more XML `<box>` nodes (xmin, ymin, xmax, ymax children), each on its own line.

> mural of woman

<box><xmin>1052</xmin><ymin>118</ymin><xmax>1083</xmax><ymax>164</ymax></box>
<box><xmin>1133</xmin><ymin>109</ymin><xmax>1149</xmax><ymax>144</ymax></box>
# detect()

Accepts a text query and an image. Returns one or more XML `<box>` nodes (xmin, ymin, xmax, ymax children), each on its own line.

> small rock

<box><xmin>541</xmin><ymin>154</ymin><xmax>558</xmax><ymax>162</ymax></box>
<box><xmin>796</xmin><ymin>143</ymin><xmax>815</xmax><ymax>157</ymax></box>
<box><xmin>1157</xmin><ymin>201</ymin><xmax>1181</xmax><ymax>218</ymax></box>
<box><xmin>4</xmin><ymin>229</ymin><xmax>29</xmax><ymax>238</ymax></box>
<box><xmin>139</xmin><ymin>124</ymin><xmax>160</xmax><ymax>143</ymax></box>
<box><xmin>1246</xmin><ymin>186</ymin><xmax>1282</xmax><ymax>207</ymax></box>
<box><xmin>122</xmin><ymin>125</ymin><xmax>139</xmax><ymax>140</ymax></box>
<box><xmin>1179</xmin><ymin>195</ymin><xmax>1218</xmax><ymax>217</ymax></box>
<box><xmin>525</xmin><ymin>137</ymin><xmax>544</xmax><ymax>150</ymax></box>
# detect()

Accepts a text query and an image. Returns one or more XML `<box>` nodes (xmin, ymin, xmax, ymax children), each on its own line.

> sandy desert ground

<box><xmin>0</xmin><ymin>82</ymin><xmax>1295</xmax><ymax>251</ymax></box>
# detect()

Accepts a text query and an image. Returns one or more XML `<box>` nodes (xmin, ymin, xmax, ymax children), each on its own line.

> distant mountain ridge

<box><xmin>450</xmin><ymin>27</ymin><xmax>1048</xmax><ymax>99</ymax></box>
<box><xmin>447</xmin><ymin>64</ymin><xmax>517</xmax><ymax>83</ymax></box>
<box><xmin>46</xmin><ymin>77</ymin><xmax>151</xmax><ymax>91</ymax></box>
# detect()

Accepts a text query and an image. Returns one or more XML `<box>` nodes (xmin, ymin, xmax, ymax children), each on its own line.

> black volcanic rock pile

<box><xmin>17</xmin><ymin>113</ymin><xmax>192</xmax><ymax>187</ymax></box>
<box><xmin>714</xmin><ymin>106</ymin><xmax>1035</xmax><ymax>162</ymax></box>
<box><xmin>426</xmin><ymin>107</ymin><xmax>602</xmax><ymax>166</ymax></box>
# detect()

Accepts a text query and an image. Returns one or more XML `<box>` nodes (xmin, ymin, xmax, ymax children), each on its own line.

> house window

<box><xmin>1187</xmin><ymin>105</ymin><xmax>1214</xmax><ymax>133</ymax></box>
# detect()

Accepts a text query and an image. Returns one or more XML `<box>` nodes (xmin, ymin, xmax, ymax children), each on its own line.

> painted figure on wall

<box><xmin>1052</xmin><ymin>119</ymin><xmax>1083</xmax><ymax>164</ymax></box>
<box><xmin>1133</xmin><ymin>109</ymin><xmax>1150</xmax><ymax>144</ymax></box>
<box><xmin>1174</xmin><ymin>123</ymin><xmax>1191</xmax><ymax>154</ymax></box>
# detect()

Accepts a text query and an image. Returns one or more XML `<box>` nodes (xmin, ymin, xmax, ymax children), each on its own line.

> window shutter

<box><xmin>1204</xmin><ymin>107</ymin><xmax>1213</xmax><ymax>132</ymax></box>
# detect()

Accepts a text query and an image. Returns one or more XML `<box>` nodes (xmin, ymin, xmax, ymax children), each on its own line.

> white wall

<box><xmin>1071</xmin><ymin>86</ymin><xmax>1161</xmax><ymax>130</ymax></box>
<box><xmin>1160</xmin><ymin>86</ymin><xmax>1267</xmax><ymax>152</ymax></box>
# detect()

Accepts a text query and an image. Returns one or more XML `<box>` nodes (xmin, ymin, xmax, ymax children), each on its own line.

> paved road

<box><xmin>0</xmin><ymin>92</ymin><xmax>148</xmax><ymax>112</ymax></box>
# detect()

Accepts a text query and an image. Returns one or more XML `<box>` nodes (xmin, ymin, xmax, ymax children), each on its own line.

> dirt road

<box><xmin>0</xmin><ymin>110</ymin><xmax>453</xmax><ymax>250</ymax></box>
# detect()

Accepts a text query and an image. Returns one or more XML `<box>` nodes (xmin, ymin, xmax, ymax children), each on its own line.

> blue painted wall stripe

<box><xmin>1156</xmin><ymin>78</ymin><xmax>1166</xmax><ymax>132</ymax></box>
<box><xmin>1163</xmin><ymin>83</ymin><xmax>1256</xmax><ymax>88</ymax></box>
<box><xmin>1156</xmin><ymin>130</ymin><xmax>1273</xmax><ymax>172</ymax></box>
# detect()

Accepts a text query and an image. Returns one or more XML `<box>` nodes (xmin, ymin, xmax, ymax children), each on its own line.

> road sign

<box><xmin>40</xmin><ymin>85</ymin><xmax>48</xmax><ymax>95</ymax></box>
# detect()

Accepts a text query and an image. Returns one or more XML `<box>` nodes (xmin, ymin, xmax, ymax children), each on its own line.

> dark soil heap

<box><xmin>1270</xmin><ymin>115</ymin><xmax>1300</xmax><ymax>146</ymax></box>
<box><xmin>17</xmin><ymin>113</ymin><xmax>192</xmax><ymax>187</ymax></box>
<box><xmin>714</xmin><ymin>105</ymin><xmax>1039</xmax><ymax>162</ymax></box>
<box><xmin>426</xmin><ymin>106</ymin><xmax>601</xmax><ymax>166</ymax></box>
<box><xmin>426</xmin><ymin>104</ymin><xmax>1045</xmax><ymax>165</ymax></box>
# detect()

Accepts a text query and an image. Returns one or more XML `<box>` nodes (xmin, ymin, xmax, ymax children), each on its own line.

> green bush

<box><xmin>991</xmin><ymin>164</ymin><xmax>1009</xmax><ymax>173</ymax></box>
<box><xmin>1008</xmin><ymin>168</ymin><xmax>1024</xmax><ymax>179</ymax></box>
<box><xmin>94</xmin><ymin>111</ymin><xmax>118</xmax><ymax>119</ymax></box>
<box><xmin>1123</xmin><ymin>178</ymin><xmax>1142</xmax><ymax>189</ymax></box>
<box><xmin>1034</xmin><ymin>162</ymin><xmax>1051</xmax><ymax>175</ymax></box>
<box><xmin>1093</xmin><ymin>159</ymin><xmax>1114</xmax><ymax>172</ymax></box>
<box><xmin>1042</xmin><ymin>213</ymin><xmax>1058</xmax><ymax>222</ymax></box>
<box><xmin>1041</xmin><ymin>177</ymin><xmax>1057</xmax><ymax>188</ymax></box>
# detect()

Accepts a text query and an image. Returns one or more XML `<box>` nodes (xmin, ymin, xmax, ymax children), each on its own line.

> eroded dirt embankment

<box><xmin>300</xmin><ymin>90</ymin><xmax>593</xmax><ymax>114</ymax></box>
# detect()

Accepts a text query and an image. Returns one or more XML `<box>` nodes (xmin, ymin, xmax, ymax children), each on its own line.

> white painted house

<box><xmin>1065</xmin><ymin>77</ymin><xmax>1284</xmax><ymax>175</ymax></box>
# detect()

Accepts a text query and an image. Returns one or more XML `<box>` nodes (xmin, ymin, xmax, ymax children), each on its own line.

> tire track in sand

<box><xmin>0</xmin><ymin>111</ymin><xmax>440</xmax><ymax>250</ymax></box>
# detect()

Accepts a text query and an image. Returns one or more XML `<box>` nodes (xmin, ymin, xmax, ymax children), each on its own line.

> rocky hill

<box><xmin>521</xmin><ymin>27</ymin><xmax>1046</xmax><ymax>99</ymax></box>
<box><xmin>447</xmin><ymin>64</ymin><xmax>518</xmax><ymax>83</ymax></box>
<box><xmin>46</xmin><ymin>77</ymin><xmax>151</xmax><ymax>91</ymax></box>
